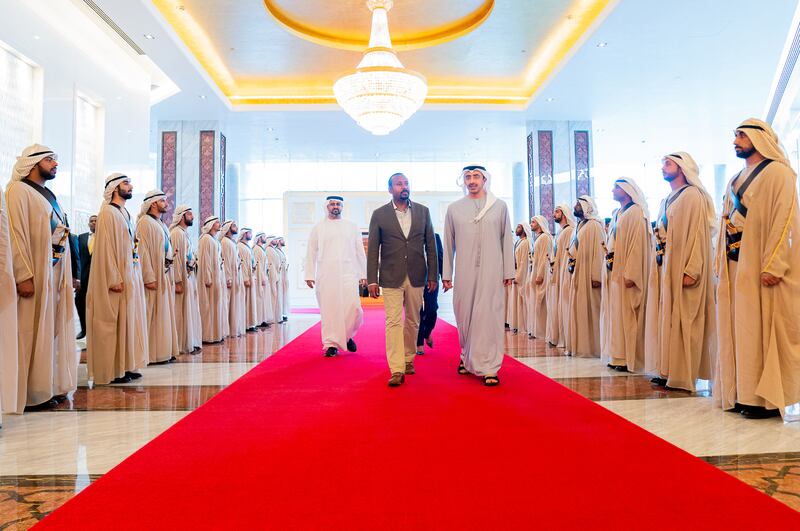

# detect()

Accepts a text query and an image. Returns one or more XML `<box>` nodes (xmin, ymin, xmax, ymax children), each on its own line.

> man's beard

<box><xmin>43</xmin><ymin>171</ymin><xmax>56</xmax><ymax>181</ymax></box>
<box><xmin>185</xmin><ymin>218</ymin><xmax>194</xmax><ymax>227</ymax></box>
<box><xmin>120</xmin><ymin>190</ymin><xmax>133</xmax><ymax>200</ymax></box>
<box><xmin>736</xmin><ymin>146</ymin><xmax>756</xmax><ymax>159</ymax></box>
<box><xmin>663</xmin><ymin>171</ymin><xmax>679</xmax><ymax>182</ymax></box>
<box><xmin>573</xmin><ymin>209</ymin><xmax>583</xmax><ymax>219</ymax></box>
<box><xmin>331</xmin><ymin>208</ymin><xmax>341</xmax><ymax>216</ymax></box>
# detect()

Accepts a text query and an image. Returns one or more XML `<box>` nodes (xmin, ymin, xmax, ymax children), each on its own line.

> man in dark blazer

<box><xmin>75</xmin><ymin>214</ymin><xmax>96</xmax><ymax>339</ymax></box>
<box><xmin>367</xmin><ymin>173</ymin><xmax>438</xmax><ymax>387</ymax></box>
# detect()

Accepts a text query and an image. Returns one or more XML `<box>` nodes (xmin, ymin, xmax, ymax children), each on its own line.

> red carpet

<box><xmin>36</xmin><ymin>308</ymin><xmax>800</xmax><ymax>529</ymax></box>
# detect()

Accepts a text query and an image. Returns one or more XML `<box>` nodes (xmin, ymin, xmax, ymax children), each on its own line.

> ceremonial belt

<box><xmin>567</xmin><ymin>221</ymin><xmax>587</xmax><ymax>274</ymax></box>
<box><xmin>21</xmin><ymin>179</ymin><xmax>70</xmax><ymax>265</ymax></box>
<box><xmin>725</xmin><ymin>159</ymin><xmax>772</xmax><ymax>262</ymax></box>
<box><xmin>148</xmin><ymin>214</ymin><xmax>173</xmax><ymax>273</ymax></box>
<box><xmin>606</xmin><ymin>202</ymin><xmax>633</xmax><ymax>272</ymax></box>
<box><xmin>655</xmin><ymin>186</ymin><xmax>690</xmax><ymax>266</ymax></box>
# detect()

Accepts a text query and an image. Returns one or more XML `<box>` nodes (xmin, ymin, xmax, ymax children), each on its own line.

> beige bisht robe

<box><xmin>277</xmin><ymin>247</ymin><xmax>289</xmax><ymax>318</ymax></box>
<box><xmin>511</xmin><ymin>237</ymin><xmax>530</xmax><ymax>332</ymax></box>
<box><xmin>170</xmin><ymin>226</ymin><xmax>202</xmax><ymax>353</ymax></box>
<box><xmin>566</xmin><ymin>219</ymin><xmax>605</xmax><ymax>357</ymax></box>
<box><xmin>253</xmin><ymin>243</ymin><xmax>275</xmax><ymax>325</ymax></box>
<box><xmin>137</xmin><ymin>214</ymin><xmax>178</xmax><ymax>363</ymax></box>
<box><xmin>87</xmin><ymin>203</ymin><xmax>139</xmax><ymax>384</ymax></box>
<box><xmin>238</xmin><ymin>241</ymin><xmax>258</xmax><ymax>329</ymax></box>
<box><xmin>222</xmin><ymin>236</ymin><xmax>246</xmax><ymax>337</ymax></box>
<box><xmin>604</xmin><ymin>203</ymin><xmax>651</xmax><ymax>371</ymax></box>
<box><xmin>716</xmin><ymin>162</ymin><xmax>800</xmax><ymax>412</ymax></box>
<box><xmin>530</xmin><ymin>232</ymin><xmax>553</xmax><ymax>339</ymax></box>
<box><xmin>645</xmin><ymin>187</ymin><xmax>714</xmax><ymax>391</ymax></box>
<box><xmin>266</xmin><ymin>245</ymin><xmax>282</xmax><ymax>323</ymax></box>
<box><xmin>549</xmin><ymin>224</ymin><xmax>575</xmax><ymax>348</ymax></box>
<box><xmin>197</xmin><ymin>233</ymin><xmax>226</xmax><ymax>342</ymax></box>
<box><xmin>6</xmin><ymin>181</ymin><xmax>77</xmax><ymax>406</ymax></box>
<box><xmin>0</xmin><ymin>186</ymin><xmax>20</xmax><ymax>414</ymax></box>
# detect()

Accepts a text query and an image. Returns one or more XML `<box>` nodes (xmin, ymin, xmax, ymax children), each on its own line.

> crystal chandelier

<box><xmin>334</xmin><ymin>0</ymin><xmax>428</xmax><ymax>136</ymax></box>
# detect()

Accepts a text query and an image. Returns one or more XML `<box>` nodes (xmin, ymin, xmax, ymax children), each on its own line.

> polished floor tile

<box><xmin>554</xmin><ymin>375</ymin><xmax>711</xmax><ymax>401</ymax></box>
<box><xmin>0</xmin><ymin>475</ymin><xmax>98</xmax><ymax>531</ymax></box>
<box><xmin>516</xmin><ymin>356</ymin><xmax>632</xmax><ymax>379</ymax></box>
<box><xmin>701</xmin><ymin>453</ymin><xmax>800</xmax><ymax>512</ymax></box>
<box><xmin>77</xmin><ymin>363</ymin><xmax>258</xmax><ymax>388</ymax></box>
<box><xmin>52</xmin><ymin>386</ymin><xmax>225</xmax><ymax>411</ymax></box>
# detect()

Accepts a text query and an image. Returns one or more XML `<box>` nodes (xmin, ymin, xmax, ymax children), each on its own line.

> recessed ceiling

<box><xmin>150</xmin><ymin>0</ymin><xmax>616</xmax><ymax>106</ymax></box>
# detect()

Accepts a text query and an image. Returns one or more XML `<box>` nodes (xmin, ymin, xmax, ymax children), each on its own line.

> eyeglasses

<box><xmin>42</xmin><ymin>155</ymin><xmax>58</xmax><ymax>162</ymax></box>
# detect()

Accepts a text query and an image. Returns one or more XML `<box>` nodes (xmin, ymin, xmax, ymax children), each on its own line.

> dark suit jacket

<box><xmin>433</xmin><ymin>233</ymin><xmax>443</xmax><ymax>280</ymax></box>
<box><xmin>78</xmin><ymin>232</ymin><xmax>93</xmax><ymax>287</ymax></box>
<box><xmin>367</xmin><ymin>200</ymin><xmax>438</xmax><ymax>288</ymax></box>
<box><xmin>69</xmin><ymin>233</ymin><xmax>80</xmax><ymax>281</ymax></box>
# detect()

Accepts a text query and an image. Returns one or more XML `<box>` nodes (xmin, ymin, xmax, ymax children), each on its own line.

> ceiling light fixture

<box><xmin>333</xmin><ymin>0</ymin><xmax>427</xmax><ymax>136</ymax></box>
<box><xmin>596</xmin><ymin>41</ymin><xmax>608</xmax><ymax>48</ymax></box>
<box><xmin>546</xmin><ymin>97</ymin><xmax>555</xmax><ymax>102</ymax></box>
<box><xmin>144</xmin><ymin>34</ymin><xmax>156</xmax><ymax>40</ymax></box>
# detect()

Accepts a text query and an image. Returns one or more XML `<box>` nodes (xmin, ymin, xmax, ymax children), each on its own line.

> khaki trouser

<box><xmin>382</xmin><ymin>277</ymin><xmax>424</xmax><ymax>374</ymax></box>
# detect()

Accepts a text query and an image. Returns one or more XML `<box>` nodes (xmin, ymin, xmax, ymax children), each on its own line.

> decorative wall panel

<box><xmin>199</xmin><ymin>130</ymin><xmax>215</xmax><ymax>227</ymax></box>
<box><xmin>527</xmin><ymin>132</ymin><xmax>535</xmax><ymax>219</ymax></box>
<box><xmin>161</xmin><ymin>131</ymin><xmax>177</xmax><ymax>223</ymax></box>
<box><xmin>574</xmin><ymin>130</ymin><xmax>591</xmax><ymax>198</ymax></box>
<box><xmin>537</xmin><ymin>130</ymin><xmax>555</xmax><ymax>232</ymax></box>
<box><xmin>220</xmin><ymin>133</ymin><xmax>227</xmax><ymax>221</ymax></box>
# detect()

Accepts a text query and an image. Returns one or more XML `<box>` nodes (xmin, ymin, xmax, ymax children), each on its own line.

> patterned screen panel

<box><xmin>574</xmin><ymin>130</ymin><xmax>591</xmax><ymax>198</ymax></box>
<box><xmin>161</xmin><ymin>131</ymin><xmax>177</xmax><ymax>224</ymax></box>
<box><xmin>0</xmin><ymin>46</ymin><xmax>37</xmax><ymax>189</ymax></box>
<box><xmin>199</xmin><ymin>130</ymin><xmax>215</xmax><ymax>229</ymax></box>
<box><xmin>537</xmin><ymin>130</ymin><xmax>555</xmax><ymax>233</ymax></box>
<box><xmin>220</xmin><ymin>133</ymin><xmax>226</xmax><ymax>221</ymax></box>
<box><xmin>527</xmin><ymin>132</ymin><xmax>534</xmax><ymax>219</ymax></box>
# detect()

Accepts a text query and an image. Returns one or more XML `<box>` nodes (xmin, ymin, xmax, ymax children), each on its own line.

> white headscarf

<box><xmin>255</xmin><ymin>231</ymin><xmax>267</xmax><ymax>247</ymax></box>
<box><xmin>531</xmin><ymin>215</ymin><xmax>552</xmax><ymax>237</ymax></box>
<box><xmin>217</xmin><ymin>219</ymin><xmax>234</xmax><ymax>241</ymax></box>
<box><xmin>737</xmin><ymin>117</ymin><xmax>793</xmax><ymax>172</ymax></box>
<box><xmin>201</xmin><ymin>216</ymin><xmax>219</xmax><ymax>237</ymax></box>
<box><xmin>554</xmin><ymin>203</ymin><xmax>576</xmax><ymax>227</ymax></box>
<box><xmin>12</xmin><ymin>144</ymin><xmax>55</xmax><ymax>182</ymax></box>
<box><xmin>170</xmin><ymin>204</ymin><xmax>191</xmax><ymax>230</ymax></box>
<box><xmin>458</xmin><ymin>165</ymin><xmax>497</xmax><ymax>223</ymax></box>
<box><xmin>237</xmin><ymin>227</ymin><xmax>253</xmax><ymax>243</ymax></box>
<box><xmin>577</xmin><ymin>195</ymin><xmax>601</xmax><ymax>221</ymax></box>
<box><xmin>663</xmin><ymin>151</ymin><xmax>716</xmax><ymax>231</ymax></box>
<box><xmin>138</xmin><ymin>189</ymin><xmax>166</xmax><ymax>221</ymax></box>
<box><xmin>517</xmin><ymin>221</ymin><xmax>532</xmax><ymax>242</ymax></box>
<box><xmin>103</xmin><ymin>173</ymin><xmax>130</xmax><ymax>203</ymax></box>
<box><xmin>615</xmin><ymin>177</ymin><xmax>650</xmax><ymax>221</ymax></box>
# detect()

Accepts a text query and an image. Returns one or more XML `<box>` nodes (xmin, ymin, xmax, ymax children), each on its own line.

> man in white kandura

<box><xmin>528</xmin><ymin>215</ymin><xmax>553</xmax><ymax>340</ymax></box>
<box><xmin>219</xmin><ymin>220</ymin><xmax>246</xmax><ymax>337</ymax></box>
<box><xmin>6</xmin><ymin>144</ymin><xmax>77</xmax><ymax>410</ymax></box>
<box><xmin>197</xmin><ymin>216</ymin><xmax>226</xmax><ymax>343</ymax></box>
<box><xmin>510</xmin><ymin>222</ymin><xmax>531</xmax><ymax>335</ymax></box>
<box><xmin>170</xmin><ymin>205</ymin><xmax>203</xmax><ymax>354</ymax></box>
<box><xmin>443</xmin><ymin>165</ymin><xmax>514</xmax><ymax>386</ymax></box>
<box><xmin>276</xmin><ymin>237</ymin><xmax>290</xmax><ymax>321</ymax></box>
<box><xmin>305</xmin><ymin>196</ymin><xmax>367</xmax><ymax>357</ymax></box>
<box><xmin>546</xmin><ymin>204</ymin><xmax>576</xmax><ymax>348</ymax></box>
<box><xmin>136</xmin><ymin>190</ymin><xmax>179</xmax><ymax>365</ymax></box>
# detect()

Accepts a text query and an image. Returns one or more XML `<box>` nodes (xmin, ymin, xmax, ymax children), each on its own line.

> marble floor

<box><xmin>2</xmin><ymin>304</ymin><xmax>799</xmax><ymax>528</ymax></box>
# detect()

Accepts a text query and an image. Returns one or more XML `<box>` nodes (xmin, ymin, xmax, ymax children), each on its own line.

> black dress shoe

<box><xmin>24</xmin><ymin>398</ymin><xmax>59</xmax><ymax>412</ymax></box>
<box><xmin>53</xmin><ymin>394</ymin><xmax>68</xmax><ymax>403</ymax></box>
<box><xmin>425</xmin><ymin>337</ymin><xmax>433</xmax><ymax>348</ymax></box>
<box><xmin>76</xmin><ymin>331</ymin><xmax>86</xmax><ymax>340</ymax></box>
<box><xmin>740</xmin><ymin>406</ymin><xmax>781</xmax><ymax>419</ymax></box>
<box><xmin>607</xmin><ymin>364</ymin><xmax>628</xmax><ymax>372</ymax></box>
<box><xmin>650</xmin><ymin>377</ymin><xmax>668</xmax><ymax>387</ymax></box>
<box><xmin>346</xmin><ymin>339</ymin><xmax>357</xmax><ymax>352</ymax></box>
<box><xmin>111</xmin><ymin>376</ymin><xmax>132</xmax><ymax>384</ymax></box>
<box><xmin>325</xmin><ymin>347</ymin><xmax>338</xmax><ymax>357</ymax></box>
<box><xmin>126</xmin><ymin>371</ymin><xmax>143</xmax><ymax>380</ymax></box>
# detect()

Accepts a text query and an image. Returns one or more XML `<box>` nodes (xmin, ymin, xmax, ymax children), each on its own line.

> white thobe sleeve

<box><xmin>304</xmin><ymin>224</ymin><xmax>319</xmax><ymax>281</ymax></box>
<box><xmin>442</xmin><ymin>206</ymin><xmax>455</xmax><ymax>281</ymax></box>
<box><xmin>354</xmin><ymin>225</ymin><xmax>367</xmax><ymax>279</ymax></box>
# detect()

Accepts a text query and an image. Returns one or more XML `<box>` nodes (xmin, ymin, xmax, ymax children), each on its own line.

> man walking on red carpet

<box><xmin>305</xmin><ymin>196</ymin><xmax>367</xmax><ymax>357</ymax></box>
<box><xmin>443</xmin><ymin>165</ymin><xmax>514</xmax><ymax>386</ymax></box>
<box><xmin>368</xmin><ymin>173</ymin><xmax>438</xmax><ymax>387</ymax></box>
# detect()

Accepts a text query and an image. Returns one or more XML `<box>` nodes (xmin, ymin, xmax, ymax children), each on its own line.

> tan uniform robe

<box><xmin>566</xmin><ymin>219</ymin><xmax>605</xmax><ymax>357</ymax></box>
<box><xmin>716</xmin><ymin>161</ymin><xmax>800</xmax><ymax>412</ymax></box>
<box><xmin>6</xmin><ymin>180</ymin><xmax>77</xmax><ymax>406</ymax></box>
<box><xmin>645</xmin><ymin>187</ymin><xmax>715</xmax><ymax>391</ymax></box>
<box><xmin>604</xmin><ymin>204</ymin><xmax>651</xmax><ymax>371</ymax></box>
<box><xmin>222</xmin><ymin>236</ymin><xmax>246</xmax><ymax>337</ymax></box>
<box><xmin>548</xmin><ymin>224</ymin><xmax>574</xmax><ymax>348</ymax></box>
<box><xmin>511</xmin><ymin>238</ymin><xmax>530</xmax><ymax>332</ymax></box>
<box><xmin>136</xmin><ymin>215</ymin><xmax>178</xmax><ymax>363</ymax></box>
<box><xmin>87</xmin><ymin>203</ymin><xmax>139</xmax><ymax>384</ymax></box>
<box><xmin>266</xmin><ymin>246</ymin><xmax>282</xmax><ymax>323</ymax></box>
<box><xmin>529</xmin><ymin>232</ymin><xmax>553</xmax><ymax>339</ymax></box>
<box><xmin>197</xmin><ymin>233</ymin><xmax>226</xmax><ymax>342</ymax></box>
<box><xmin>170</xmin><ymin>225</ymin><xmax>202</xmax><ymax>353</ymax></box>
<box><xmin>238</xmin><ymin>241</ymin><xmax>258</xmax><ymax>329</ymax></box>
<box><xmin>253</xmin><ymin>244</ymin><xmax>275</xmax><ymax>325</ymax></box>
<box><xmin>0</xmin><ymin>186</ymin><xmax>20</xmax><ymax>414</ymax></box>
<box><xmin>276</xmin><ymin>247</ymin><xmax>289</xmax><ymax>319</ymax></box>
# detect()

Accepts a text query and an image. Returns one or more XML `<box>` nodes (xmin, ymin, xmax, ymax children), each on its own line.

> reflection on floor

<box><xmin>2</xmin><ymin>305</ymin><xmax>798</xmax><ymax>528</ymax></box>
